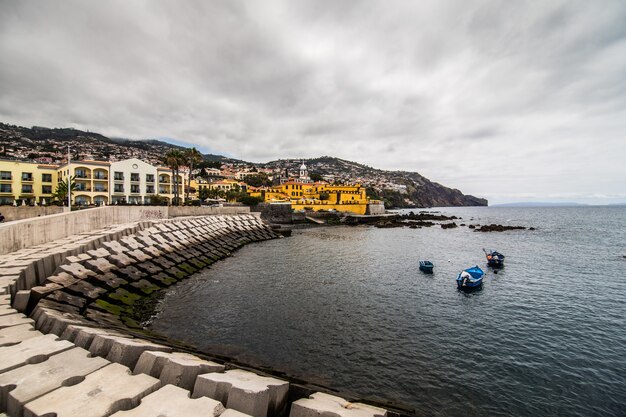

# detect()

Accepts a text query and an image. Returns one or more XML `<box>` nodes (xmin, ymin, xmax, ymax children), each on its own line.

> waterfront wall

<box><xmin>0</xmin><ymin>205</ymin><xmax>64</xmax><ymax>221</ymax></box>
<box><xmin>0</xmin><ymin>205</ymin><xmax>250</xmax><ymax>255</ymax></box>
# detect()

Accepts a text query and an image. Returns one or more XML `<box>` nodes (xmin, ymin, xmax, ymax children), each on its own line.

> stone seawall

<box><xmin>0</xmin><ymin>205</ymin><xmax>251</xmax><ymax>255</ymax></box>
<box><xmin>0</xmin><ymin>213</ymin><xmax>396</xmax><ymax>417</ymax></box>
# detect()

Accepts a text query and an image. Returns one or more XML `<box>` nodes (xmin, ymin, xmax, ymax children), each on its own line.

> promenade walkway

<box><xmin>0</xmin><ymin>214</ymin><xmax>390</xmax><ymax>417</ymax></box>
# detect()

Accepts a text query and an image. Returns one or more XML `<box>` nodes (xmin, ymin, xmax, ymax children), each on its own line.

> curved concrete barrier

<box><xmin>0</xmin><ymin>214</ymin><xmax>393</xmax><ymax>417</ymax></box>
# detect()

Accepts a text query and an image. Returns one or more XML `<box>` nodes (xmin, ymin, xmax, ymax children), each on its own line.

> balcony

<box><xmin>93</xmin><ymin>175</ymin><xmax>108</xmax><ymax>181</ymax></box>
<box><xmin>21</xmin><ymin>175</ymin><xmax>34</xmax><ymax>182</ymax></box>
<box><xmin>74</xmin><ymin>173</ymin><xmax>91</xmax><ymax>179</ymax></box>
<box><xmin>130</xmin><ymin>175</ymin><xmax>140</xmax><ymax>183</ymax></box>
<box><xmin>93</xmin><ymin>188</ymin><xmax>108</xmax><ymax>193</ymax></box>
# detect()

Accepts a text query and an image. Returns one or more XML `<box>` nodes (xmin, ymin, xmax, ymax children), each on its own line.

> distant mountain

<box><xmin>0</xmin><ymin>122</ymin><xmax>487</xmax><ymax>208</ymax></box>
<box><xmin>0</xmin><ymin>122</ymin><xmax>238</xmax><ymax>166</ymax></box>
<box><xmin>491</xmin><ymin>202</ymin><xmax>589</xmax><ymax>207</ymax></box>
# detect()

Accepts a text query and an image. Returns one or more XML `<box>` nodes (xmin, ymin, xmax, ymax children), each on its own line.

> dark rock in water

<box><xmin>468</xmin><ymin>225</ymin><xmax>476</xmax><ymax>229</ymax></box>
<box><xmin>441</xmin><ymin>222</ymin><xmax>458</xmax><ymax>229</ymax></box>
<box><xmin>475</xmin><ymin>224</ymin><xmax>526</xmax><ymax>232</ymax></box>
<box><xmin>409</xmin><ymin>225</ymin><xmax>418</xmax><ymax>229</ymax></box>
<box><xmin>529</xmin><ymin>227</ymin><xmax>536</xmax><ymax>230</ymax></box>
<box><xmin>375</xmin><ymin>220</ymin><xmax>404</xmax><ymax>228</ymax></box>
<box><xmin>460</xmin><ymin>223</ymin><xmax>466</xmax><ymax>226</ymax></box>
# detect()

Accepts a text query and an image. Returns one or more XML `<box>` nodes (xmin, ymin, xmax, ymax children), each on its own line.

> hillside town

<box><xmin>0</xmin><ymin>122</ymin><xmax>487</xmax><ymax>208</ymax></box>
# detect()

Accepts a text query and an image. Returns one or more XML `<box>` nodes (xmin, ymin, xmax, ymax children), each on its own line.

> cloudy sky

<box><xmin>1</xmin><ymin>0</ymin><xmax>625</xmax><ymax>204</ymax></box>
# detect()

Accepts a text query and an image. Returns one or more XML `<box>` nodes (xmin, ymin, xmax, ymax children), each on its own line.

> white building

<box><xmin>109</xmin><ymin>158</ymin><xmax>185</xmax><ymax>204</ymax></box>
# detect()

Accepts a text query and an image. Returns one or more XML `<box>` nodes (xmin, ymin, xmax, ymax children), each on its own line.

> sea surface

<box><xmin>150</xmin><ymin>207</ymin><xmax>626</xmax><ymax>417</ymax></box>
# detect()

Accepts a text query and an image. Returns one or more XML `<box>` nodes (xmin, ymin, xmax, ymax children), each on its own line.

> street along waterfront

<box><xmin>150</xmin><ymin>206</ymin><xmax>626</xmax><ymax>417</ymax></box>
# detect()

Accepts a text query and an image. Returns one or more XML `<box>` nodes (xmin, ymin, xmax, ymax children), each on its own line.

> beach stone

<box><xmin>22</xmin><ymin>362</ymin><xmax>161</xmax><ymax>417</ymax></box>
<box><xmin>109</xmin><ymin>384</ymin><xmax>225</xmax><ymax>417</ymax></box>
<box><xmin>0</xmin><ymin>333</ymin><xmax>74</xmax><ymax>373</ymax></box>
<box><xmin>0</xmin><ymin>323</ymin><xmax>43</xmax><ymax>347</ymax></box>
<box><xmin>153</xmin><ymin>257</ymin><xmax>175</xmax><ymax>269</ymax></box>
<box><xmin>193</xmin><ymin>369</ymin><xmax>289</xmax><ymax>417</ymax></box>
<box><xmin>290</xmin><ymin>393</ymin><xmax>388</xmax><ymax>417</ymax></box>
<box><xmin>0</xmin><ymin>347</ymin><xmax>109</xmax><ymax>417</ymax></box>
<box><xmin>0</xmin><ymin>313</ymin><xmax>34</xmax><ymax>330</ymax></box>
<box><xmin>118</xmin><ymin>266</ymin><xmax>147</xmax><ymax>281</ymax></box>
<box><xmin>135</xmin><ymin>261</ymin><xmax>162</xmax><ymax>274</ymax></box>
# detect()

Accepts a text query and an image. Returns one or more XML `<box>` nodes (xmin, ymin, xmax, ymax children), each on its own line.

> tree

<box><xmin>163</xmin><ymin>150</ymin><xmax>185</xmax><ymax>205</ymax></box>
<box><xmin>53</xmin><ymin>176</ymin><xmax>77</xmax><ymax>205</ymax></box>
<box><xmin>244</xmin><ymin>173</ymin><xmax>271</xmax><ymax>187</ymax></box>
<box><xmin>184</xmin><ymin>147</ymin><xmax>203</xmax><ymax>202</ymax></box>
<box><xmin>237</xmin><ymin>195</ymin><xmax>263</xmax><ymax>206</ymax></box>
<box><xmin>310</xmin><ymin>173</ymin><xmax>323</xmax><ymax>182</ymax></box>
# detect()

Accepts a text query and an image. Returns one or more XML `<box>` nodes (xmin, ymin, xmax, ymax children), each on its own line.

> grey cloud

<box><xmin>1</xmin><ymin>0</ymin><xmax>626</xmax><ymax>204</ymax></box>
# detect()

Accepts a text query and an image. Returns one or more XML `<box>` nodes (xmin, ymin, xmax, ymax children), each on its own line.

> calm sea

<box><xmin>150</xmin><ymin>207</ymin><xmax>626</xmax><ymax>417</ymax></box>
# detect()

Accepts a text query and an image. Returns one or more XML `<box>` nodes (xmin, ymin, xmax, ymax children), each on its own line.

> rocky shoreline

<box><xmin>373</xmin><ymin>211</ymin><xmax>534</xmax><ymax>232</ymax></box>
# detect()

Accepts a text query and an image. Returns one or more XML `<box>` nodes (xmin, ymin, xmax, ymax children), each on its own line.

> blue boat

<box><xmin>456</xmin><ymin>265</ymin><xmax>484</xmax><ymax>289</ymax></box>
<box><xmin>483</xmin><ymin>248</ymin><xmax>505</xmax><ymax>267</ymax></box>
<box><xmin>419</xmin><ymin>260</ymin><xmax>434</xmax><ymax>274</ymax></box>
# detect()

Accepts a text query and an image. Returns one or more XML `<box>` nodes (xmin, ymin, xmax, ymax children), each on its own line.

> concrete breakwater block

<box><xmin>110</xmin><ymin>384</ymin><xmax>225</xmax><ymax>417</ymax></box>
<box><xmin>289</xmin><ymin>393</ymin><xmax>388</xmax><ymax>417</ymax></box>
<box><xmin>23</xmin><ymin>362</ymin><xmax>161</xmax><ymax>417</ymax></box>
<box><xmin>0</xmin><ymin>313</ymin><xmax>34</xmax><ymax>330</ymax></box>
<box><xmin>134</xmin><ymin>351</ymin><xmax>225</xmax><ymax>391</ymax></box>
<box><xmin>102</xmin><ymin>337</ymin><xmax>173</xmax><ymax>369</ymax></box>
<box><xmin>0</xmin><ymin>333</ymin><xmax>74</xmax><ymax>374</ymax></box>
<box><xmin>0</xmin><ymin>347</ymin><xmax>109</xmax><ymax>417</ymax></box>
<box><xmin>0</xmin><ymin>324</ymin><xmax>42</xmax><ymax>347</ymax></box>
<box><xmin>62</xmin><ymin>325</ymin><xmax>129</xmax><ymax>349</ymax></box>
<box><xmin>193</xmin><ymin>369</ymin><xmax>289</xmax><ymax>417</ymax></box>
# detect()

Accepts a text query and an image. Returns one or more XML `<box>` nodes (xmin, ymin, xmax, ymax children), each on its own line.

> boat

<box><xmin>483</xmin><ymin>248</ymin><xmax>505</xmax><ymax>267</ymax></box>
<box><xmin>419</xmin><ymin>260</ymin><xmax>434</xmax><ymax>274</ymax></box>
<box><xmin>456</xmin><ymin>265</ymin><xmax>484</xmax><ymax>290</ymax></box>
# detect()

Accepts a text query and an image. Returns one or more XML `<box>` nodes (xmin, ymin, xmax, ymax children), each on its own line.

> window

<box><xmin>94</xmin><ymin>171</ymin><xmax>107</xmax><ymax>180</ymax></box>
<box><xmin>21</xmin><ymin>172</ymin><xmax>33</xmax><ymax>181</ymax></box>
<box><xmin>21</xmin><ymin>184</ymin><xmax>33</xmax><ymax>193</ymax></box>
<box><xmin>146</xmin><ymin>185</ymin><xmax>155</xmax><ymax>194</ymax></box>
<box><xmin>159</xmin><ymin>175</ymin><xmax>168</xmax><ymax>183</ymax></box>
<box><xmin>114</xmin><ymin>184</ymin><xmax>124</xmax><ymax>193</ymax></box>
<box><xmin>42</xmin><ymin>185</ymin><xmax>52</xmax><ymax>194</ymax></box>
<box><xmin>130</xmin><ymin>173</ymin><xmax>140</xmax><ymax>182</ymax></box>
<box><xmin>0</xmin><ymin>171</ymin><xmax>10</xmax><ymax>180</ymax></box>
<box><xmin>42</xmin><ymin>173</ymin><xmax>52</xmax><ymax>182</ymax></box>
<box><xmin>114</xmin><ymin>172</ymin><xmax>124</xmax><ymax>181</ymax></box>
<box><xmin>75</xmin><ymin>169</ymin><xmax>87</xmax><ymax>179</ymax></box>
<box><xmin>0</xmin><ymin>184</ymin><xmax>11</xmax><ymax>193</ymax></box>
<box><xmin>131</xmin><ymin>184</ymin><xmax>140</xmax><ymax>193</ymax></box>
<box><xmin>75</xmin><ymin>183</ymin><xmax>88</xmax><ymax>191</ymax></box>
<box><xmin>146</xmin><ymin>174</ymin><xmax>154</xmax><ymax>182</ymax></box>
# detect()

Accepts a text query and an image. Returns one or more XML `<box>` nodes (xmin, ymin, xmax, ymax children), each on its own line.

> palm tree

<box><xmin>163</xmin><ymin>150</ymin><xmax>185</xmax><ymax>205</ymax></box>
<box><xmin>53</xmin><ymin>176</ymin><xmax>77</xmax><ymax>205</ymax></box>
<box><xmin>184</xmin><ymin>147</ymin><xmax>203</xmax><ymax>202</ymax></box>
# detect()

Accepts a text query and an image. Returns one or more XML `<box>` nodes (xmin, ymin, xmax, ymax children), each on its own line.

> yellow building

<box><xmin>258</xmin><ymin>181</ymin><xmax>371</xmax><ymax>215</ymax></box>
<box><xmin>0</xmin><ymin>159</ymin><xmax>58</xmax><ymax>205</ymax></box>
<box><xmin>57</xmin><ymin>160</ymin><xmax>110</xmax><ymax>206</ymax></box>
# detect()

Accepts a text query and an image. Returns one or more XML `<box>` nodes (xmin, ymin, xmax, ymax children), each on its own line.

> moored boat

<box><xmin>419</xmin><ymin>260</ymin><xmax>434</xmax><ymax>274</ymax></box>
<box><xmin>483</xmin><ymin>248</ymin><xmax>505</xmax><ymax>267</ymax></box>
<box><xmin>456</xmin><ymin>265</ymin><xmax>484</xmax><ymax>289</ymax></box>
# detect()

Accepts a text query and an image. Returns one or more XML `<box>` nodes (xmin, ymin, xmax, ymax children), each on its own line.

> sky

<box><xmin>1</xmin><ymin>0</ymin><xmax>625</xmax><ymax>205</ymax></box>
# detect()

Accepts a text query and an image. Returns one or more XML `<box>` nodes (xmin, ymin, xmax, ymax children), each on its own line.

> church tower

<box><xmin>299</xmin><ymin>160</ymin><xmax>309</xmax><ymax>180</ymax></box>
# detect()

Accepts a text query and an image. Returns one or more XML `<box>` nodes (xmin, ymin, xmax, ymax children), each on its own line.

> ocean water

<box><xmin>150</xmin><ymin>207</ymin><xmax>626</xmax><ymax>417</ymax></box>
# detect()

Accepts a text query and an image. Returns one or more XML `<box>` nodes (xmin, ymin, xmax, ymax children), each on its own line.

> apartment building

<box><xmin>0</xmin><ymin>159</ymin><xmax>58</xmax><ymax>205</ymax></box>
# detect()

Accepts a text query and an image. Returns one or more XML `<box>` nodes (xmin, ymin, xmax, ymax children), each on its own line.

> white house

<box><xmin>109</xmin><ymin>158</ymin><xmax>185</xmax><ymax>204</ymax></box>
